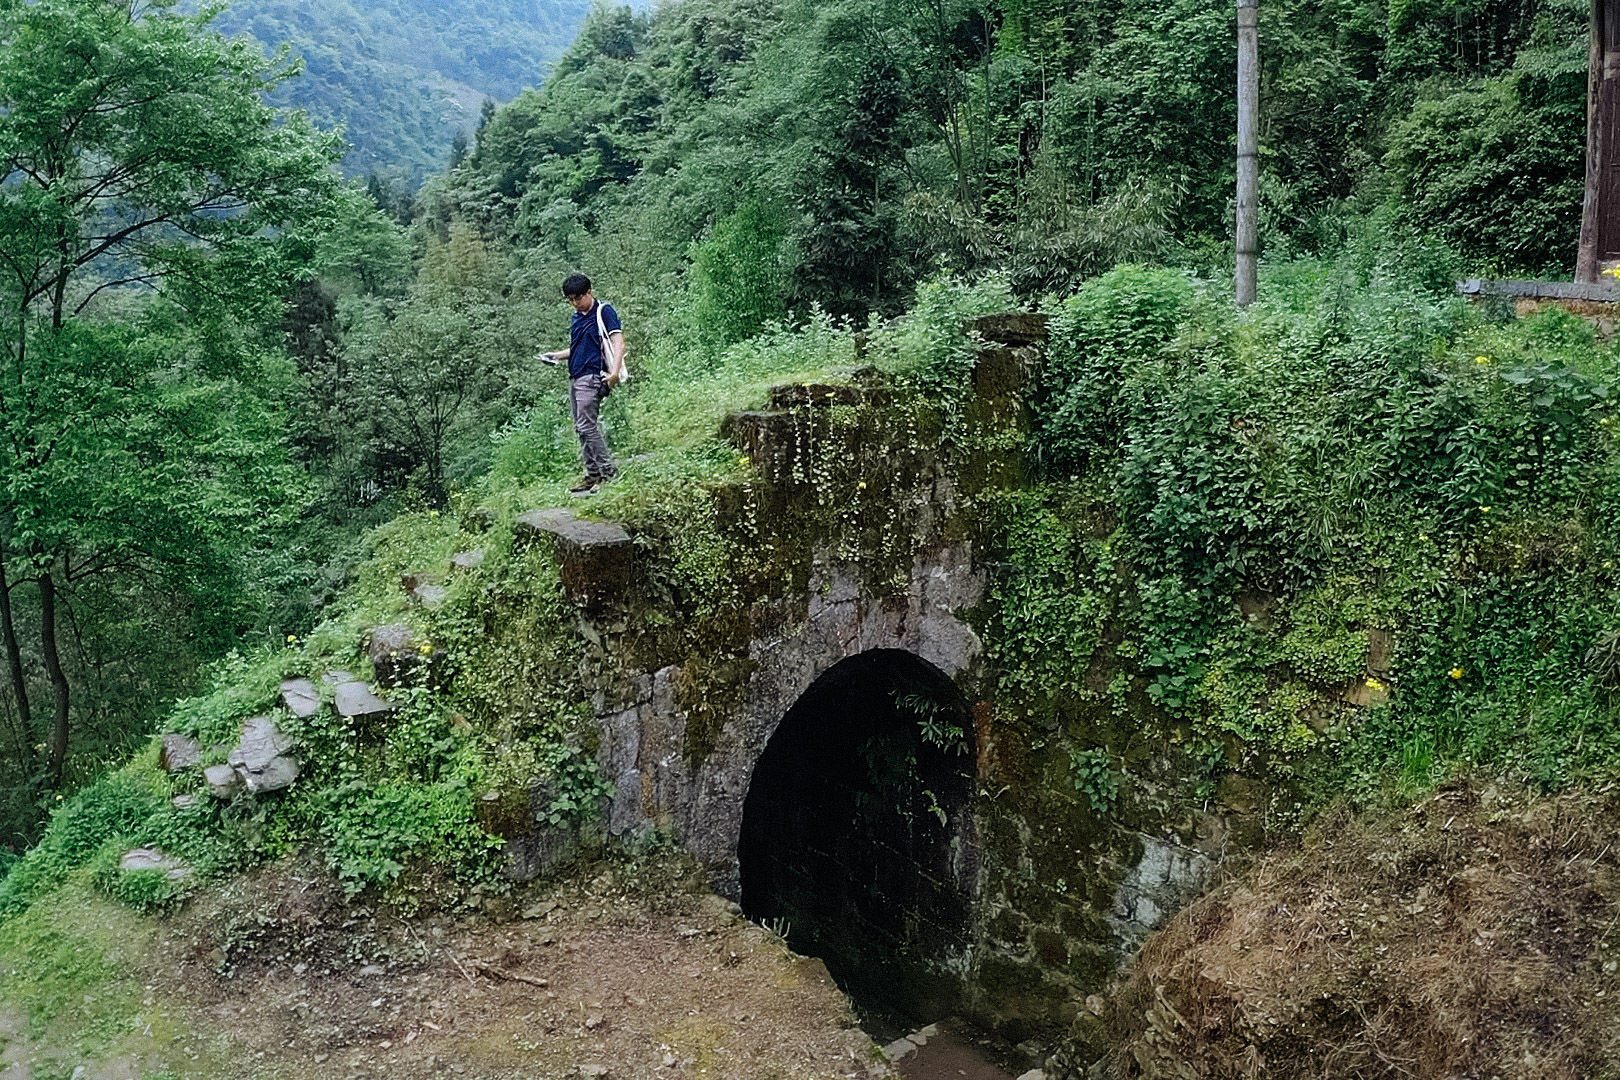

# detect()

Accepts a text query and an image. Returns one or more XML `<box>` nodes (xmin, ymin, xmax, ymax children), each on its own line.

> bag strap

<box><xmin>596</xmin><ymin>302</ymin><xmax>629</xmax><ymax>383</ymax></box>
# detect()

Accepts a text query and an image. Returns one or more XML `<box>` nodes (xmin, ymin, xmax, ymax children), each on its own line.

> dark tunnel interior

<box><xmin>737</xmin><ymin>649</ymin><xmax>978</xmax><ymax>1033</ymax></box>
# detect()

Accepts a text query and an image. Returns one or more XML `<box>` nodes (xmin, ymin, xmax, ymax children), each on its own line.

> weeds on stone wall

<box><xmin>0</xmin><ymin>275</ymin><xmax>1022</xmax><ymax>923</ymax></box>
<box><xmin>996</xmin><ymin>261</ymin><xmax>1620</xmax><ymax>827</ymax></box>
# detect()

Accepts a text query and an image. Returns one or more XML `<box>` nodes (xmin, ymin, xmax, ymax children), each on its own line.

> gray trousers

<box><xmin>570</xmin><ymin>373</ymin><xmax>615</xmax><ymax>479</ymax></box>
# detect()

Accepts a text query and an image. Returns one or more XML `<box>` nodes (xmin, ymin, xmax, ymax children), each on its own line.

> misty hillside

<box><xmin>215</xmin><ymin>0</ymin><xmax>608</xmax><ymax>181</ymax></box>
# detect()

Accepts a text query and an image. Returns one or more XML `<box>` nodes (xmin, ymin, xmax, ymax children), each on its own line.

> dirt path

<box><xmin>888</xmin><ymin>1023</ymin><xmax>1018</xmax><ymax>1080</ymax></box>
<box><xmin>3</xmin><ymin>856</ymin><xmax>896</xmax><ymax>1080</ymax></box>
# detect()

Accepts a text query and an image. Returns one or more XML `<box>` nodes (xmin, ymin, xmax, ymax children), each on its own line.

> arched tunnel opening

<box><xmin>737</xmin><ymin>649</ymin><xmax>978</xmax><ymax>1033</ymax></box>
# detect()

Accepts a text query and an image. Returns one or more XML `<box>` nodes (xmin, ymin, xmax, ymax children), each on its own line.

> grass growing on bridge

<box><xmin>0</xmin><ymin>274</ymin><xmax>1016</xmax><ymax>926</ymax></box>
<box><xmin>7</xmin><ymin>257</ymin><xmax>1620</xmax><ymax>1080</ymax></box>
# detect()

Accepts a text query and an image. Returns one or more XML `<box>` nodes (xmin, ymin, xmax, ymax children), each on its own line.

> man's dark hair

<box><xmin>561</xmin><ymin>273</ymin><xmax>592</xmax><ymax>299</ymax></box>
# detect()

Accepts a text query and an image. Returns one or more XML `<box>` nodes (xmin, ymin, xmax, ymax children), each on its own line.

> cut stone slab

<box><xmin>514</xmin><ymin>509</ymin><xmax>635</xmax><ymax>607</ymax></box>
<box><xmin>159</xmin><ymin>733</ymin><xmax>202</xmax><ymax>772</ymax></box>
<box><xmin>204</xmin><ymin>763</ymin><xmax>243</xmax><ymax>799</ymax></box>
<box><xmin>280</xmin><ymin>678</ymin><xmax>322</xmax><ymax>718</ymax></box>
<box><xmin>225</xmin><ymin>715</ymin><xmax>301</xmax><ymax>795</ymax></box>
<box><xmin>366</xmin><ymin>623</ymin><xmax>415</xmax><ymax>658</ymax></box>
<box><xmin>242</xmin><ymin>754</ymin><xmax>300</xmax><ymax>795</ymax></box>
<box><xmin>720</xmin><ymin>409</ymin><xmax>791</xmax><ymax>464</ymax></box>
<box><xmin>969</xmin><ymin>311</ymin><xmax>1051</xmax><ymax>346</ymax></box>
<box><xmin>882</xmin><ymin>1038</ymin><xmax>917</xmax><ymax>1061</ymax></box>
<box><xmin>228</xmin><ymin>716</ymin><xmax>293</xmax><ymax>773</ymax></box>
<box><xmin>516</xmin><ymin>508</ymin><xmax>631</xmax><ymax>548</ymax></box>
<box><xmin>321</xmin><ymin>669</ymin><xmax>355</xmax><ymax>686</ymax></box>
<box><xmin>363</xmin><ymin>624</ymin><xmax>443</xmax><ymax>690</ymax></box>
<box><xmin>411</xmin><ymin>583</ymin><xmax>449</xmax><ymax>606</ymax></box>
<box><xmin>119</xmin><ymin>848</ymin><xmax>192</xmax><ymax>881</ymax></box>
<box><xmin>335</xmin><ymin>680</ymin><xmax>395</xmax><ymax>719</ymax></box>
<box><xmin>450</xmin><ymin>548</ymin><xmax>486</xmax><ymax>572</ymax></box>
<box><xmin>768</xmin><ymin>382</ymin><xmax>872</xmax><ymax>410</ymax></box>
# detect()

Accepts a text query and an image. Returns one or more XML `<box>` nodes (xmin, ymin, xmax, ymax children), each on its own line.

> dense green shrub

<box><xmin>1017</xmin><ymin>259</ymin><xmax>1620</xmax><ymax>792</ymax></box>
<box><xmin>0</xmin><ymin>768</ymin><xmax>169</xmax><ymax>915</ymax></box>
<box><xmin>1385</xmin><ymin>16</ymin><xmax>1587</xmax><ymax>274</ymax></box>
<box><xmin>1036</xmin><ymin>265</ymin><xmax>1201</xmax><ymax>478</ymax></box>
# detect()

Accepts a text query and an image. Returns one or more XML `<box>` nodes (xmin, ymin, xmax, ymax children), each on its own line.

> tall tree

<box><xmin>1235</xmin><ymin>0</ymin><xmax>1259</xmax><ymax>305</ymax></box>
<box><xmin>1578</xmin><ymin>0</ymin><xmax>1620</xmax><ymax>280</ymax></box>
<box><xmin>0</xmin><ymin>0</ymin><xmax>341</xmax><ymax>786</ymax></box>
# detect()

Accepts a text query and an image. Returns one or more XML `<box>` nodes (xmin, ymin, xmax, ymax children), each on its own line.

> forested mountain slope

<box><xmin>3</xmin><ymin>0</ymin><xmax>1594</xmax><ymax>847</ymax></box>
<box><xmin>212</xmin><ymin>0</ymin><xmax>612</xmax><ymax>180</ymax></box>
<box><xmin>426</xmin><ymin>0</ymin><xmax>1589</xmax><ymax>339</ymax></box>
<box><xmin>8</xmin><ymin>0</ymin><xmax>1620</xmax><ymax>1074</ymax></box>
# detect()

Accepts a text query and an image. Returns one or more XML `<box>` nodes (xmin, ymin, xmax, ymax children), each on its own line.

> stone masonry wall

<box><xmin>504</xmin><ymin>316</ymin><xmax>1245</xmax><ymax>1057</ymax></box>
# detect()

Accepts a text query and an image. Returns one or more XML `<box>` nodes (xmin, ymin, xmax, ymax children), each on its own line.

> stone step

<box><xmin>969</xmin><ymin>312</ymin><xmax>1050</xmax><ymax>346</ymax></box>
<box><xmin>768</xmin><ymin>379</ymin><xmax>881</xmax><ymax>410</ymax></box>
<box><xmin>515</xmin><ymin>508</ymin><xmax>635</xmax><ymax>607</ymax></box>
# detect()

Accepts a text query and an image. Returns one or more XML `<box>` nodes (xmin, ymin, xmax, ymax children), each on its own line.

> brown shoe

<box><xmin>568</xmin><ymin>476</ymin><xmax>600</xmax><ymax>496</ymax></box>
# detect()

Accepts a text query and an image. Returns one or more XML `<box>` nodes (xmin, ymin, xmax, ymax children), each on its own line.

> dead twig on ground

<box><xmin>469</xmin><ymin>958</ymin><xmax>550</xmax><ymax>988</ymax></box>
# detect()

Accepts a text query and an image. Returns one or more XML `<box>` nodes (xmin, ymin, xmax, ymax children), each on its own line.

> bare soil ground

<box><xmin>1107</xmin><ymin>779</ymin><xmax>1620</xmax><ymax>1080</ymax></box>
<box><xmin>2</xmin><ymin>852</ymin><xmax>894</xmax><ymax>1080</ymax></box>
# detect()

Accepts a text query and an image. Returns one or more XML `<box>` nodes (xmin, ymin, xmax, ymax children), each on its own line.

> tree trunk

<box><xmin>0</xmin><ymin>538</ymin><xmax>31</xmax><ymax>758</ymax></box>
<box><xmin>38</xmin><ymin>567</ymin><xmax>69</xmax><ymax>788</ymax></box>
<box><xmin>1235</xmin><ymin>0</ymin><xmax>1260</xmax><ymax>307</ymax></box>
<box><xmin>1578</xmin><ymin>0</ymin><xmax>1609</xmax><ymax>282</ymax></box>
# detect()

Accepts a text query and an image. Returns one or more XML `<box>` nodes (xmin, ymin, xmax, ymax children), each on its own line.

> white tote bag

<box><xmin>596</xmin><ymin>303</ymin><xmax>630</xmax><ymax>384</ymax></box>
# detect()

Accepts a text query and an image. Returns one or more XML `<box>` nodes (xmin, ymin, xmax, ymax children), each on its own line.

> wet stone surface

<box><xmin>334</xmin><ymin>681</ymin><xmax>394</xmax><ymax>719</ymax></box>
<box><xmin>280</xmin><ymin>678</ymin><xmax>322</xmax><ymax>718</ymax></box>
<box><xmin>160</xmin><ymin>733</ymin><xmax>202</xmax><ymax>772</ymax></box>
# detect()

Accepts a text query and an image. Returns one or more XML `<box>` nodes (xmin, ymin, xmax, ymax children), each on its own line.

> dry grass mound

<box><xmin>1109</xmin><ymin>779</ymin><xmax>1620</xmax><ymax>1080</ymax></box>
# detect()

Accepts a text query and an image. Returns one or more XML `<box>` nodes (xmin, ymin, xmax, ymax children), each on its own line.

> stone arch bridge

<box><xmin>503</xmin><ymin>315</ymin><xmax>1226</xmax><ymax>1044</ymax></box>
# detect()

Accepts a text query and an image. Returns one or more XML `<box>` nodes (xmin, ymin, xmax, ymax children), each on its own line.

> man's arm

<box><xmin>540</xmin><ymin>347</ymin><xmax>569</xmax><ymax>365</ymax></box>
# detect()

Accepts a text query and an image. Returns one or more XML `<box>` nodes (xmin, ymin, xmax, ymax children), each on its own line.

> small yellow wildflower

<box><xmin>286</xmin><ymin>633</ymin><xmax>297</xmax><ymax>643</ymax></box>
<box><xmin>1473</xmin><ymin>355</ymin><xmax>1490</xmax><ymax>365</ymax></box>
<box><xmin>1478</xmin><ymin>505</ymin><xmax>1491</xmax><ymax>513</ymax></box>
<box><xmin>419</xmin><ymin>642</ymin><xmax>434</xmax><ymax>655</ymax></box>
<box><xmin>1448</xmin><ymin>666</ymin><xmax>1464</xmax><ymax>680</ymax></box>
<box><xmin>1365</xmin><ymin>677</ymin><xmax>1385</xmax><ymax>692</ymax></box>
<box><xmin>1604</xmin><ymin>266</ymin><xmax>1620</xmax><ymax>279</ymax></box>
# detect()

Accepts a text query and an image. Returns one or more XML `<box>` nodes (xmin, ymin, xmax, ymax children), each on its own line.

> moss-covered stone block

<box><xmin>969</xmin><ymin>312</ymin><xmax>1051</xmax><ymax>347</ymax></box>
<box><xmin>986</xmin><ymin>904</ymin><xmax>1029</xmax><ymax>950</ymax></box>
<box><xmin>1065</xmin><ymin>942</ymin><xmax>1116</xmax><ymax>989</ymax></box>
<box><xmin>514</xmin><ymin>509</ymin><xmax>635</xmax><ymax>609</ymax></box>
<box><xmin>1032</xmin><ymin>926</ymin><xmax>1070</xmax><ymax>967</ymax></box>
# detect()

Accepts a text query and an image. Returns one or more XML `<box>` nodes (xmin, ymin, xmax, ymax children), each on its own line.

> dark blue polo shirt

<box><xmin>568</xmin><ymin>301</ymin><xmax>621</xmax><ymax>379</ymax></box>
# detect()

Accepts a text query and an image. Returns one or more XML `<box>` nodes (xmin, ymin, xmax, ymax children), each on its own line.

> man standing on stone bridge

<box><xmin>542</xmin><ymin>273</ymin><xmax>624</xmax><ymax>495</ymax></box>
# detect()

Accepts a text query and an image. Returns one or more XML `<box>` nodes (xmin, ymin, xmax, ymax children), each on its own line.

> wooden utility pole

<box><xmin>1579</xmin><ymin>0</ymin><xmax>1620</xmax><ymax>281</ymax></box>
<box><xmin>1235</xmin><ymin>0</ymin><xmax>1259</xmax><ymax>306</ymax></box>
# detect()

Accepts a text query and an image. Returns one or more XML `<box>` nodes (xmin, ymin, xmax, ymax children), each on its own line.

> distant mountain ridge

<box><xmin>212</xmin><ymin>0</ymin><xmax>609</xmax><ymax>181</ymax></box>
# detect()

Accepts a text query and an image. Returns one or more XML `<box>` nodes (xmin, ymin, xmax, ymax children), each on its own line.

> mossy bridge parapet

<box><xmin>499</xmin><ymin>312</ymin><xmax>1230</xmax><ymax>1047</ymax></box>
